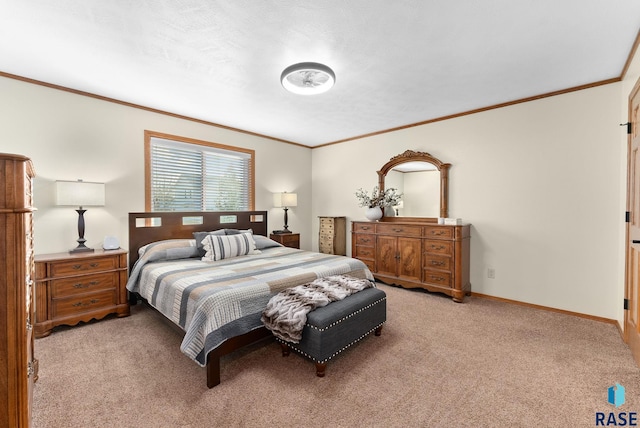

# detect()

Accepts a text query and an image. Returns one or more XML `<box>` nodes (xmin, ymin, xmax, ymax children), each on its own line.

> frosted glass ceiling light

<box><xmin>281</xmin><ymin>62</ymin><xmax>335</xmax><ymax>95</ymax></box>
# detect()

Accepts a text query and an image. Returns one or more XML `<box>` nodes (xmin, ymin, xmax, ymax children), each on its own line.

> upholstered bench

<box><xmin>277</xmin><ymin>286</ymin><xmax>387</xmax><ymax>377</ymax></box>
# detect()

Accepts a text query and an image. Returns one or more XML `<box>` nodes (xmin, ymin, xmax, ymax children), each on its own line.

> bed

<box><xmin>126</xmin><ymin>211</ymin><xmax>374</xmax><ymax>388</ymax></box>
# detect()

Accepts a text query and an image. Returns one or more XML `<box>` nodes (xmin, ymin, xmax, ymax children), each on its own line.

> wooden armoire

<box><xmin>0</xmin><ymin>153</ymin><xmax>37</xmax><ymax>427</ymax></box>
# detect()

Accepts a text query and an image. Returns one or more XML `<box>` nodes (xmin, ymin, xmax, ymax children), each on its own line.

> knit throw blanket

<box><xmin>261</xmin><ymin>275</ymin><xmax>374</xmax><ymax>343</ymax></box>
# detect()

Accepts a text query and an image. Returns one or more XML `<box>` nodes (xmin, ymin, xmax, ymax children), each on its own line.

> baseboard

<box><xmin>470</xmin><ymin>292</ymin><xmax>618</xmax><ymax>327</ymax></box>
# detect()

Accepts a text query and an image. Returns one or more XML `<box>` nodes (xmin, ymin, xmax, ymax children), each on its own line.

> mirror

<box><xmin>378</xmin><ymin>150</ymin><xmax>450</xmax><ymax>221</ymax></box>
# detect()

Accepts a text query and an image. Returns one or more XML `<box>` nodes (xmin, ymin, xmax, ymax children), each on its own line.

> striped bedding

<box><xmin>126</xmin><ymin>244</ymin><xmax>373</xmax><ymax>366</ymax></box>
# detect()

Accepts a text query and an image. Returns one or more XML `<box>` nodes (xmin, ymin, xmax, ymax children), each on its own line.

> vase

<box><xmin>365</xmin><ymin>206</ymin><xmax>383</xmax><ymax>221</ymax></box>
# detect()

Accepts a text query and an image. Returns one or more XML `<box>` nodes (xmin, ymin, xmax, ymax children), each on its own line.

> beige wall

<box><xmin>0</xmin><ymin>76</ymin><xmax>313</xmax><ymax>255</ymax></box>
<box><xmin>312</xmin><ymin>64</ymin><xmax>639</xmax><ymax>323</ymax></box>
<box><xmin>2</xmin><ymin>39</ymin><xmax>638</xmax><ymax>325</ymax></box>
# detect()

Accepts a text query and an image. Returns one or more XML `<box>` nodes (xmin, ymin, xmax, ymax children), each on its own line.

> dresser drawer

<box><xmin>353</xmin><ymin>223</ymin><xmax>375</xmax><ymax>233</ymax></box>
<box><xmin>51</xmin><ymin>272</ymin><xmax>116</xmax><ymax>298</ymax></box>
<box><xmin>51</xmin><ymin>257</ymin><xmax>117</xmax><ymax>277</ymax></box>
<box><xmin>319</xmin><ymin>218</ymin><xmax>335</xmax><ymax>229</ymax></box>
<box><xmin>355</xmin><ymin>234</ymin><xmax>375</xmax><ymax>246</ymax></box>
<box><xmin>424</xmin><ymin>240</ymin><xmax>453</xmax><ymax>255</ymax></box>
<box><xmin>423</xmin><ymin>226</ymin><xmax>454</xmax><ymax>239</ymax></box>
<box><xmin>423</xmin><ymin>254</ymin><xmax>451</xmax><ymax>271</ymax></box>
<box><xmin>359</xmin><ymin>259</ymin><xmax>375</xmax><ymax>272</ymax></box>
<box><xmin>376</xmin><ymin>223</ymin><xmax>422</xmax><ymax>236</ymax></box>
<box><xmin>319</xmin><ymin>241</ymin><xmax>334</xmax><ymax>253</ymax></box>
<box><xmin>354</xmin><ymin>246</ymin><xmax>375</xmax><ymax>259</ymax></box>
<box><xmin>52</xmin><ymin>289</ymin><xmax>117</xmax><ymax>318</ymax></box>
<box><xmin>423</xmin><ymin>270</ymin><xmax>452</xmax><ymax>287</ymax></box>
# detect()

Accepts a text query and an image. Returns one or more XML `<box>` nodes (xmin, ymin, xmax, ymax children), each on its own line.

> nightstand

<box><xmin>34</xmin><ymin>248</ymin><xmax>130</xmax><ymax>338</ymax></box>
<box><xmin>270</xmin><ymin>233</ymin><xmax>300</xmax><ymax>249</ymax></box>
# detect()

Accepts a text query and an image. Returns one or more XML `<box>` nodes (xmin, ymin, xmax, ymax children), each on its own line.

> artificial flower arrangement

<box><xmin>355</xmin><ymin>186</ymin><xmax>403</xmax><ymax>208</ymax></box>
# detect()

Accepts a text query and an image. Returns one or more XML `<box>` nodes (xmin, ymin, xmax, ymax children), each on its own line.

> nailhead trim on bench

<box><xmin>307</xmin><ymin>296</ymin><xmax>387</xmax><ymax>332</ymax></box>
<box><xmin>277</xmin><ymin>296</ymin><xmax>387</xmax><ymax>364</ymax></box>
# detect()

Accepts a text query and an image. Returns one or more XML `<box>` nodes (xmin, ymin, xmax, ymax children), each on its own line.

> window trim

<box><xmin>144</xmin><ymin>130</ymin><xmax>255</xmax><ymax>211</ymax></box>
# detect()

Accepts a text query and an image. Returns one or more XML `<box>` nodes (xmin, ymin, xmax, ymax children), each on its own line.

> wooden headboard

<box><xmin>128</xmin><ymin>211</ymin><xmax>268</xmax><ymax>271</ymax></box>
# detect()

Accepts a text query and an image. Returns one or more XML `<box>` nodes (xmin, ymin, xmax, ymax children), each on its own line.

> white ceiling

<box><xmin>1</xmin><ymin>1</ymin><xmax>639</xmax><ymax>147</ymax></box>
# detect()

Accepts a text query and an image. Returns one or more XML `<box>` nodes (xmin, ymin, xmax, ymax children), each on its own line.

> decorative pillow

<box><xmin>224</xmin><ymin>228</ymin><xmax>253</xmax><ymax>235</ymax></box>
<box><xmin>193</xmin><ymin>229</ymin><xmax>227</xmax><ymax>257</ymax></box>
<box><xmin>201</xmin><ymin>232</ymin><xmax>261</xmax><ymax>262</ymax></box>
<box><xmin>253</xmin><ymin>235</ymin><xmax>283</xmax><ymax>249</ymax></box>
<box><xmin>137</xmin><ymin>239</ymin><xmax>199</xmax><ymax>260</ymax></box>
<box><xmin>128</xmin><ymin>239</ymin><xmax>199</xmax><ymax>292</ymax></box>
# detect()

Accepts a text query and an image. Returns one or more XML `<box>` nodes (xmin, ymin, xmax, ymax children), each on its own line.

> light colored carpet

<box><xmin>32</xmin><ymin>284</ymin><xmax>640</xmax><ymax>427</ymax></box>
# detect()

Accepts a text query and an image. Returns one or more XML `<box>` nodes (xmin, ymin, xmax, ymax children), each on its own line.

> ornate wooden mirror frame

<box><xmin>378</xmin><ymin>150</ymin><xmax>451</xmax><ymax>222</ymax></box>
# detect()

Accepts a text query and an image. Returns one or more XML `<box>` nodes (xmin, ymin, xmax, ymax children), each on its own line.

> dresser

<box><xmin>269</xmin><ymin>233</ymin><xmax>300</xmax><ymax>249</ymax></box>
<box><xmin>34</xmin><ymin>248</ymin><xmax>130</xmax><ymax>338</ymax></box>
<box><xmin>352</xmin><ymin>221</ymin><xmax>471</xmax><ymax>302</ymax></box>
<box><xmin>318</xmin><ymin>216</ymin><xmax>346</xmax><ymax>255</ymax></box>
<box><xmin>0</xmin><ymin>153</ymin><xmax>37</xmax><ymax>427</ymax></box>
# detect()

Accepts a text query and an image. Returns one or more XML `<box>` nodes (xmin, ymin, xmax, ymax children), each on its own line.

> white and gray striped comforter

<box><xmin>126</xmin><ymin>246</ymin><xmax>373</xmax><ymax>366</ymax></box>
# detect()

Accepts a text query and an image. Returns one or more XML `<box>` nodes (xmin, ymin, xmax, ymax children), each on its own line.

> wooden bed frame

<box><xmin>128</xmin><ymin>210</ymin><xmax>273</xmax><ymax>388</ymax></box>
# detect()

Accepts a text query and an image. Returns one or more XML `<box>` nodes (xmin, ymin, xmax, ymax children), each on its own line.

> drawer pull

<box><xmin>431</xmin><ymin>230</ymin><xmax>444</xmax><ymax>235</ymax></box>
<box><xmin>73</xmin><ymin>280</ymin><xmax>99</xmax><ymax>289</ymax></box>
<box><xmin>361</xmin><ymin>238</ymin><xmax>370</xmax><ymax>243</ymax></box>
<box><xmin>430</xmin><ymin>260</ymin><xmax>445</xmax><ymax>266</ymax></box>
<box><xmin>89</xmin><ymin>263</ymin><xmax>99</xmax><ymax>268</ymax></box>
<box><xmin>72</xmin><ymin>299</ymin><xmax>99</xmax><ymax>307</ymax></box>
<box><xmin>393</xmin><ymin>228</ymin><xmax>403</xmax><ymax>233</ymax></box>
<box><xmin>431</xmin><ymin>245</ymin><xmax>445</xmax><ymax>250</ymax></box>
<box><xmin>72</xmin><ymin>265</ymin><xmax>82</xmax><ymax>270</ymax></box>
<box><xmin>361</xmin><ymin>226</ymin><xmax>371</xmax><ymax>230</ymax></box>
<box><xmin>429</xmin><ymin>275</ymin><xmax>445</xmax><ymax>282</ymax></box>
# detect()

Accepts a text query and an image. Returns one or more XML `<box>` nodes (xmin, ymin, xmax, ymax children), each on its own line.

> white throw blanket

<box><xmin>261</xmin><ymin>275</ymin><xmax>374</xmax><ymax>343</ymax></box>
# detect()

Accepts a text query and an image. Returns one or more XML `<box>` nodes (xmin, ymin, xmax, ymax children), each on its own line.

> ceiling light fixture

<box><xmin>281</xmin><ymin>62</ymin><xmax>335</xmax><ymax>95</ymax></box>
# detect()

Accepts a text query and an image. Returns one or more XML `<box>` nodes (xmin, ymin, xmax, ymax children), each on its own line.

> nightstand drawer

<box><xmin>51</xmin><ymin>257</ymin><xmax>117</xmax><ymax>277</ymax></box>
<box><xmin>51</xmin><ymin>272</ymin><xmax>116</xmax><ymax>298</ymax></box>
<box><xmin>270</xmin><ymin>233</ymin><xmax>300</xmax><ymax>249</ymax></box>
<box><xmin>52</xmin><ymin>289</ymin><xmax>117</xmax><ymax>318</ymax></box>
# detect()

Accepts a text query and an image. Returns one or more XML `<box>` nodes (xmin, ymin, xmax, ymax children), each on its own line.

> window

<box><xmin>145</xmin><ymin>131</ymin><xmax>255</xmax><ymax>211</ymax></box>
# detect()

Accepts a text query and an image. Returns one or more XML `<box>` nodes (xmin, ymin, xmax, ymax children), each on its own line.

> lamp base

<box><xmin>70</xmin><ymin>208</ymin><xmax>94</xmax><ymax>254</ymax></box>
<box><xmin>271</xmin><ymin>230</ymin><xmax>292</xmax><ymax>235</ymax></box>
<box><xmin>70</xmin><ymin>245</ymin><xmax>95</xmax><ymax>254</ymax></box>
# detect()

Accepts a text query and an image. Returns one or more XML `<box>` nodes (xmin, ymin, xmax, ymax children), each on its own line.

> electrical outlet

<box><xmin>487</xmin><ymin>268</ymin><xmax>495</xmax><ymax>279</ymax></box>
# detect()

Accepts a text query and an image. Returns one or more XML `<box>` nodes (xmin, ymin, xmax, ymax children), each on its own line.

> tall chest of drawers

<box><xmin>318</xmin><ymin>216</ymin><xmax>346</xmax><ymax>255</ymax></box>
<box><xmin>34</xmin><ymin>249</ymin><xmax>130</xmax><ymax>337</ymax></box>
<box><xmin>352</xmin><ymin>221</ymin><xmax>471</xmax><ymax>302</ymax></box>
<box><xmin>0</xmin><ymin>153</ymin><xmax>36</xmax><ymax>427</ymax></box>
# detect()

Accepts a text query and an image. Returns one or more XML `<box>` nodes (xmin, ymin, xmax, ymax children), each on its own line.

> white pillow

<box><xmin>201</xmin><ymin>232</ymin><xmax>261</xmax><ymax>261</ymax></box>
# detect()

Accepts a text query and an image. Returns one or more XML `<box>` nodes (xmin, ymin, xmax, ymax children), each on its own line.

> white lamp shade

<box><xmin>56</xmin><ymin>180</ymin><xmax>105</xmax><ymax>207</ymax></box>
<box><xmin>273</xmin><ymin>192</ymin><xmax>297</xmax><ymax>208</ymax></box>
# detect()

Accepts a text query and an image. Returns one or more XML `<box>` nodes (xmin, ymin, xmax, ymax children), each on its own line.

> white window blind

<box><xmin>149</xmin><ymin>137</ymin><xmax>252</xmax><ymax>211</ymax></box>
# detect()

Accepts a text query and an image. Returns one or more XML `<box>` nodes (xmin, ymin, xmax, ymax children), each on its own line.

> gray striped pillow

<box><xmin>201</xmin><ymin>232</ymin><xmax>261</xmax><ymax>261</ymax></box>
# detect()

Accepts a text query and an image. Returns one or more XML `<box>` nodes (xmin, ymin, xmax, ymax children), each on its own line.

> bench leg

<box><xmin>375</xmin><ymin>325</ymin><xmax>383</xmax><ymax>336</ymax></box>
<box><xmin>315</xmin><ymin>362</ymin><xmax>326</xmax><ymax>377</ymax></box>
<box><xmin>280</xmin><ymin>343</ymin><xmax>290</xmax><ymax>357</ymax></box>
